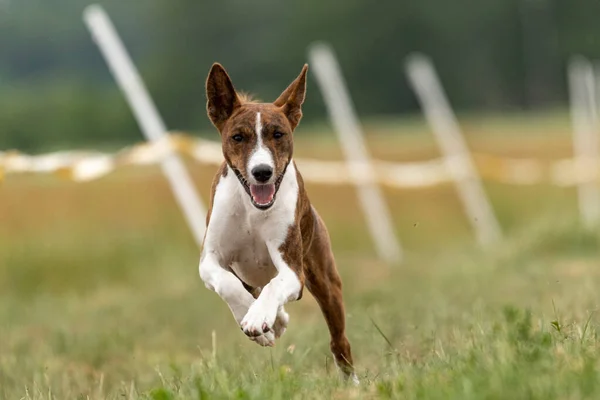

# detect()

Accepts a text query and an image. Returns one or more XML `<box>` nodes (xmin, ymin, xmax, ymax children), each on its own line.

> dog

<box><xmin>198</xmin><ymin>62</ymin><xmax>357</xmax><ymax>383</ymax></box>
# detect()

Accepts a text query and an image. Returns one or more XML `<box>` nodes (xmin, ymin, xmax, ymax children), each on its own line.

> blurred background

<box><xmin>2</xmin><ymin>0</ymin><xmax>600</xmax><ymax>151</ymax></box>
<box><xmin>2</xmin><ymin>1</ymin><xmax>600</xmax><ymax>398</ymax></box>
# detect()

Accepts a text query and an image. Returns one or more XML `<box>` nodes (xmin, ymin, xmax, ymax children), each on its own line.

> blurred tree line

<box><xmin>1</xmin><ymin>0</ymin><xmax>600</xmax><ymax>151</ymax></box>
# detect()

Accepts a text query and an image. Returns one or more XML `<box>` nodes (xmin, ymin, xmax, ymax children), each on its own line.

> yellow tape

<box><xmin>1</xmin><ymin>133</ymin><xmax>599</xmax><ymax>188</ymax></box>
<box><xmin>472</xmin><ymin>153</ymin><xmax>548</xmax><ymax>185</ymax></box>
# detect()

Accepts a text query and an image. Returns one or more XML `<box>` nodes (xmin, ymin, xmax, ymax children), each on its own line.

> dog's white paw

<box><xmin>349</xmin><ymin>372</ymin><xmax>360</xmax><ymax>386</ymax></box>
<box><xmin>249</xmin><ymin>330</ymin><xmax>275</xmax><ymax>347</ymax></box>
<box><xmin>241</xmin><ymin>301</ymin><xmax>276</xmax><ymax>338</ymax></box>
<box><xmin>272</xmin><ymin>308</ymin><xmax>289</xmax><ymax>339</ymax></box>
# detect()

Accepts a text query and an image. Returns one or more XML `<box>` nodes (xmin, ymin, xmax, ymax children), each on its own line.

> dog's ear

<box><xmin>274</xmin><ymin>64</ymin><xmax>308</xmax><ymax>130</ymax></box>
<box><xmin>206</xmin><ymin>63</ymin><xmax>241</xmax><ymax>130</ymax></box>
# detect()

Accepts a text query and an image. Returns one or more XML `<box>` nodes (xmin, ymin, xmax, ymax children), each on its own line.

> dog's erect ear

<box><xmin>273</xmin><ymin>64</ymin><xmax>308</xmax><ymax>130</ymax></box>
<box><xmin>206</xmin><ymin>63</ymin><xmax>241</xmax><ymax>130</ymax></box>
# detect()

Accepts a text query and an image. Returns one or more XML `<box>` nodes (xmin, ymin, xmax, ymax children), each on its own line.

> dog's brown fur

<box><xmin>205</xmin><ymin>63</ymin><xmax>355</xmax><ymax>377</ymax></box>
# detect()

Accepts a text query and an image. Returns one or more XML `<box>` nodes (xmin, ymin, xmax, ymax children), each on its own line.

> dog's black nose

<box><xmin>251</xmin><ymin>164</ymin><xmax>273</xmax><ymax>183</ymax></box>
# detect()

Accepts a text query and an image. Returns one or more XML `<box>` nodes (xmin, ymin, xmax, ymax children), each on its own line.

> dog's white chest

<box><xmin>204</xmin><ymin>163</ymin><xmax>299</xmax><ymax>289</ymax></box>
<box><xmin>226</xmin><ymin>219</ymin><xmax>277</xmax><ymax>288</ymax></box>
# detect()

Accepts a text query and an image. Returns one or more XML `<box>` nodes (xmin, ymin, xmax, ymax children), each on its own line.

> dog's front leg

<box><xmin>241</xmin><ymin>238</ymin><xmax>303</xmax><ymax>338</ymax></box>
<box><xmin>199</xmin><ymin>251</ymin><xmax>277</xmax><ymax>346</ymax></box>
<box><xmin>199</xmin><ymin>251</ymin><xmax>255</xmax><ymax>324</ymax></box>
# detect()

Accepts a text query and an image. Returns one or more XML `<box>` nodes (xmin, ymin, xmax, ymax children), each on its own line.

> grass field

<box><xmin>1</xmin><ymin>112</ymin><xmax>600</xmax><ymax>399</ymax></box>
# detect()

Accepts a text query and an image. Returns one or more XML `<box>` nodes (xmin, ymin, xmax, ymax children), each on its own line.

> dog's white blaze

<box><xmin>247</xmin><ymin>112</ymin><xmax>274</xmax><ymax>180</ymax></box>
<box><xmin>199</xmin><ymin>161</ymin><xmax>300</xmax><ymax>345</ymax></box>
<box><xmin>256</xmin><ymin>111</ymin><xmax>262</xmax><ymax>135</ymax></box>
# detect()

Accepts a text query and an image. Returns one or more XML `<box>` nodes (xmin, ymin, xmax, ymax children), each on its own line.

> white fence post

<box><xmin>83</xmin><ymin>4</ymin><xmax>207</xmax><ymax>247</ymax></box>
<box><xmin>308</xmin><ymin>42</ymin><xmax>403</xmax><ymax>264</ymax></box>
<box><xmin>568</xmin><ymin>56</ymin><xmax>600</xmax><ymax>229</ymax></box>
<box><xmin>405</xmin><ymin>53</ymin><xmax>502</xmax><ymax>247</ymax></box>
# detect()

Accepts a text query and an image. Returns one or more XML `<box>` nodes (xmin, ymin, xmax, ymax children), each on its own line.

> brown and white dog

<box><xmin>198</xmin><ymin>63</ymin><xmax>357</xmax><ymax>383</ymax></box>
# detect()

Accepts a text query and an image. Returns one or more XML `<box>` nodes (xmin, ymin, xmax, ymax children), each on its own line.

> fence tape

<box><xmin>0</xmin><ymin>133</ymin><xmax>598</xmax><ymax>188</ymax></box>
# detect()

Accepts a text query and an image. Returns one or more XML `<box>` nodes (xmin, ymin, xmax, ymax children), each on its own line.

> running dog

<box><xmin>198</xmin><ymin>63</ymin><xmax>357</xmax><ymax>383</ymax></box>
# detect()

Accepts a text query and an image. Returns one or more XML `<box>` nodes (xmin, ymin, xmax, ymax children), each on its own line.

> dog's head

<box><xmin>206</xmin><ymin>63</ymin><xmax>307</xmax><ymax>210</ymax></box>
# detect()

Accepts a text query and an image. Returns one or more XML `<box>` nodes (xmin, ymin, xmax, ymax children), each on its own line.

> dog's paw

<box><xmin>348</xmin><ymin>372</ymin><xmax>360</xmax><ymax>386</ymax></box>
<box><xmin>241</xmin><ymin>302</ymin><xmax>276</xmax><ymax>338</ymax></box>
<box><xmin>272</xmin><ymin>308</ymin><xmax>289</xmax><ymax>339</ymax></box>
<box><xmin>249</xmin><ymin>330</ymin><xmax>275</xmax><ymax>347</ymax></box>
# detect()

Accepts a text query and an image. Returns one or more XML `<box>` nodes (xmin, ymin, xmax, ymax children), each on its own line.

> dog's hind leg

<box><xmin>304</xmin><ymin>220</ymin><xmax>358</xmax><ymax>384</ymax></box>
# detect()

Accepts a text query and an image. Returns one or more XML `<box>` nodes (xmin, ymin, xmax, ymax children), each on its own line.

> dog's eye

<box><xmin>273</xmin><ymin>131</ymin><xmax>284</xmax><ymax>139</ymax></box>
<box><xmin>231</xmin><ymin>134</ymin><xmax>244</xmax><ymax>142</ymax></box>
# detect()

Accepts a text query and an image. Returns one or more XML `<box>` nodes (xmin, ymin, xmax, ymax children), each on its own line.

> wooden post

<box><xmin>84</xmin><ymin>5</ymin><xmax>207</xmax><ymax>246</ymax></box>
<box><xmin>568</xmin><ymin>56</ymin><xmax>600</xmax><ymax>228</ymax></box>
<box><xmin>405</xmin><ymin>53</ymin><xmax>502</xmax><ymax>246</ymax></box>
<box><xmin>309</xmin><ymin>42</ymin><xmax>403</xmax><ymax>264</ymax></box>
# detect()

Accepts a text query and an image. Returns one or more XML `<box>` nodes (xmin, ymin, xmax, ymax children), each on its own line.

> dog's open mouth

<box><xmin>232</xmin><ymin>167</ymin><xmax>287</xmax><ymax>210</ymax></box>
<box><xmin>250</xmin><ymin>184</ymin><xmax>276</xmax><ymax>207</ymax></box>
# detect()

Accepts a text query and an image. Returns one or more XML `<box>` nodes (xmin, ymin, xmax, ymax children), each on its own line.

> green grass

<box><xmin>1</xmin><ymin>112</ymin><xmax>599</xmax><ymax>399</ymax></box>
<box><xmin>1</xmin><ymin>217</ymin><xmax>598</xmax><ymax>399</ymax></box>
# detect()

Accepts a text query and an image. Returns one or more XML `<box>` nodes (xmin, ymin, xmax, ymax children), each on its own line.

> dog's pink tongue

<box><xmin>250</xmin><ymin>184</ymin><xmax>275</xmax><ymax>205</ymax></box>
